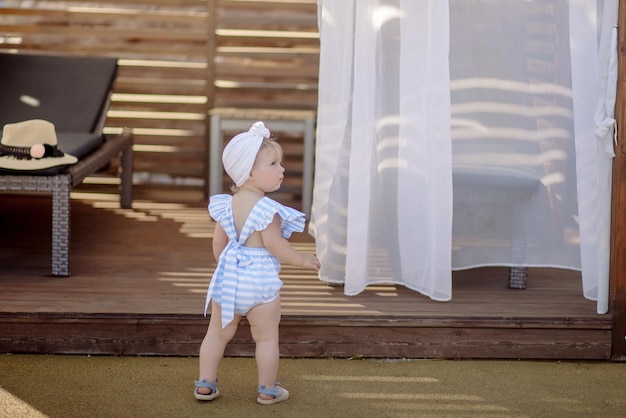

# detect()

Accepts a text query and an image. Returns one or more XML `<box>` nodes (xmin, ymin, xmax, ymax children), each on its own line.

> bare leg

<box><xmin>197</xmin><ymin>302</ymin><xmax>241</xmax><ymax>394</ymax></box>
<box><xmin>246</xmin><ymin>296</ymin><xmax>283</xmax><ymax>400</ymax></box>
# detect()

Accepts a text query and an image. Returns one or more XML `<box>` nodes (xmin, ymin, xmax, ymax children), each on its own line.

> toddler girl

<box><xmin>194</xmin><ymin>121</ymin><xmax>320</xmax><ymax>405</ymax></box>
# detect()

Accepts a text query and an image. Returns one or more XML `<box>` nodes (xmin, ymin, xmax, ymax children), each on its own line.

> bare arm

<box><xmin>212</xmin><ymin>222</ymin><xmax>228</xmax><ymax>262</ymax></box>
<box><xmin>261</xmin><ymin>214</ymin><xmax>320</xmax><ymax>270</ymax></box>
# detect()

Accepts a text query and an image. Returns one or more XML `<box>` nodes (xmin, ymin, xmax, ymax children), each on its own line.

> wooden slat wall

<box><xmin>208</xmin><ymin>0</ymin><xmax>319</xmax><ymax>204</ymax></box>
<box><xmin>211</xmin><ymin>0</ymin><xmax>319</xmax><ymax>110</ymax></box>
<box><xmin>0</xmin><ymin>0</ymin><xmax>319</xmax><ymax>193</ymax></box>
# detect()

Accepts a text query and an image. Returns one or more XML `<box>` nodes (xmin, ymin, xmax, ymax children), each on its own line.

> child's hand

<box><xmin>301</xmin><ymin>253</ymin><xmax>321</xmax><ymax>271</ymax></box>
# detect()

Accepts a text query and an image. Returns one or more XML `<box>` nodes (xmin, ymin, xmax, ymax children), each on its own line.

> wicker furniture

<box><xmin>0</xmin><ymin>53</ymin><xmax>134</xmax><ymax>276</ymax></box>
<box><xmin>452</xmin><ymin>167</ymin><xmax>535</xmax><ymax>289</ymax></box>
<box><xmin>0</xmin><ymin>131</ymin><xmax>133</xmax><ymax>276</ymax></box>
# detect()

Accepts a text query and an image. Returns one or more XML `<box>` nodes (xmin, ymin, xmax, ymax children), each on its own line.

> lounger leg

<box><xmin>508</xmin><ymin>190</ymin><xmax>532</xmax><ymax>289</ymax></box>
<box><xmin>120</xmin><ymin>143</ymin><xmax>134</xmax><ymax>209</ymax></box>
<box><xmin>51</xmin><ymin>175</ymin><xmax>71</xmax><ymax>277</ymax></box>
<box><xmin>509</xmin><ymin>266</ymin><xmax>527</xmax><ymax>289</ymax></box>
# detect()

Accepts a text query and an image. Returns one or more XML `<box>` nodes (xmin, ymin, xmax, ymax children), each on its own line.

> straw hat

<box><xmin>0</xmin><ymin>119</ymin><xmax>77</xmax><ymax>171</ymax></box>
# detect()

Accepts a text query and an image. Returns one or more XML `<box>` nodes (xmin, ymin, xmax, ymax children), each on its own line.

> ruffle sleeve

<box><xmin>252</xmin><ymin>197</ymin><xmax>306</xmax><ymax>238</ymax></box>
<box><xmin>208</xmin><ymin>194</ymin><xmax>232</xmax><ymax>222</ymax></box>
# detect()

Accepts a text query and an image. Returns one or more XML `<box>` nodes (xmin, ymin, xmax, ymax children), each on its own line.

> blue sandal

<box><xmin>257</xmin><ymin>382</ymin><xmax>289</xmax><ymax>405</ymax></box>
<box><xmin>194</xmin><ymin>378</ymin><xmax>219</xmax><ymax>401</ymax></box>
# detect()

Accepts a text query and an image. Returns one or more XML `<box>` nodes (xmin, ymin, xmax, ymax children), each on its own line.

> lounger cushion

<box><xmin>57</xmin><ymin>132</ymin><xmax>105</xmax><ymax>160</ymax></box>
<box><xmin>0</xmin><ymin>53</ymin><xmax>118</xmax><ymax>133</ymax></box>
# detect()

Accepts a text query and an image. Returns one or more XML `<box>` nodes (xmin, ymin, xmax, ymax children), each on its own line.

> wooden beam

<box><xmin>611</xmin><ymin>1</ymin><xmax>626</xmax><ymax>361</ymax></box>
<box><xmin>0</xmin><ymin>313</ymin><xmax>612</xmax><ymax>360</ymax></box>
<box><xmin>205</xmin><ymin>0</ymin><xmax>218</xmax><ymax>200</ymax></box>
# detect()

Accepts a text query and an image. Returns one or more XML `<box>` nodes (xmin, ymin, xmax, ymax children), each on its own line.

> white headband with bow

<box><xmin>222</xmin><ymin>121</ymin><xmax>271</xmax><ymax>187</ymax></box>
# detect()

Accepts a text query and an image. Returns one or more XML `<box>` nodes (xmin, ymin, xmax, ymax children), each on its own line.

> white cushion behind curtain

<box><xmin>313</xmin><ymin>0</ymin><xmax>453</xmax><ymax>300</ymax></box>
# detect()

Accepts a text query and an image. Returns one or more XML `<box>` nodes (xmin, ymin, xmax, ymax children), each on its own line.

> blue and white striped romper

<box><xmin>204</xmin><ymin>194</ymin><xmax>306</xmax><ymax>328</ymax></box>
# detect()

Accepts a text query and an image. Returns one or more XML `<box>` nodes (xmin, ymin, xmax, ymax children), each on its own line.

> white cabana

<box><xmin>312</xmin><ymin>0</ymin><xmax>617</xmax><ymax>314</ymax></box>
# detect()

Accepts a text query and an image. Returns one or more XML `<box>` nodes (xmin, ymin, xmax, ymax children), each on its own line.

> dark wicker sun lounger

<box><xmin>0</xmin><ymin>53</ymin><xmax>133</xmax><ymax>277</ymax></box>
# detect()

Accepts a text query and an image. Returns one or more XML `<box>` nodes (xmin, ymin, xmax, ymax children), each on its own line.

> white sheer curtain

<box><xmin>312</xmin><ymin>0</ymin><xmax>453</xmax><ymax>299</ymax></box>
<box><xmin>313</xmin><ymin>0</ymin><xmax>616</xmax><ymax>313</ymax></box>
<box><xmin>449</xmin><ymin>1</ymin><xmax>581</xmax><ymax>271</ymax></box>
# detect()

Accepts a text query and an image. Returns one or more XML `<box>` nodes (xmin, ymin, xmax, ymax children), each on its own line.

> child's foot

<box><xmin>257</xmin><ymin>383</ymin><xmax>289</xmax><ymax>405</ymax></box>
<box><xmin>194</xmin><ymin>379</ymin><xmax>219</xmax><ymax>401</ymax></box>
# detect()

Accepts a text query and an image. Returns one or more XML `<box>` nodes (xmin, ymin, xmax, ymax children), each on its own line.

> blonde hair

<box><xmin>229</xmin><ymin>137</ymin><xmax>283</xmax><ymax>193</ymax></box>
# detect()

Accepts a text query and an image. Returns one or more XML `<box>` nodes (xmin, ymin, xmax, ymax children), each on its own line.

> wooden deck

<box><xmin>0</xmin><ymin>184</ymin><xmax>612</xmax><ymax>360</ymax></box>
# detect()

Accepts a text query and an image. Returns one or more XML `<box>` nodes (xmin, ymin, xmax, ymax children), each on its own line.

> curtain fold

<box><xmin>313</xmin><ymin>0</ymin><xmax>453</xmax><ymax>300</ymax></box>
<box><xmin>572</xmin><ymin>0</ymin><xmax>617</xmax><ymax>314</ymax></box>
<box><xmin>313</xmin><ymin>0</ymin><xmax>615</xmax><ymax>312</ymax></box>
